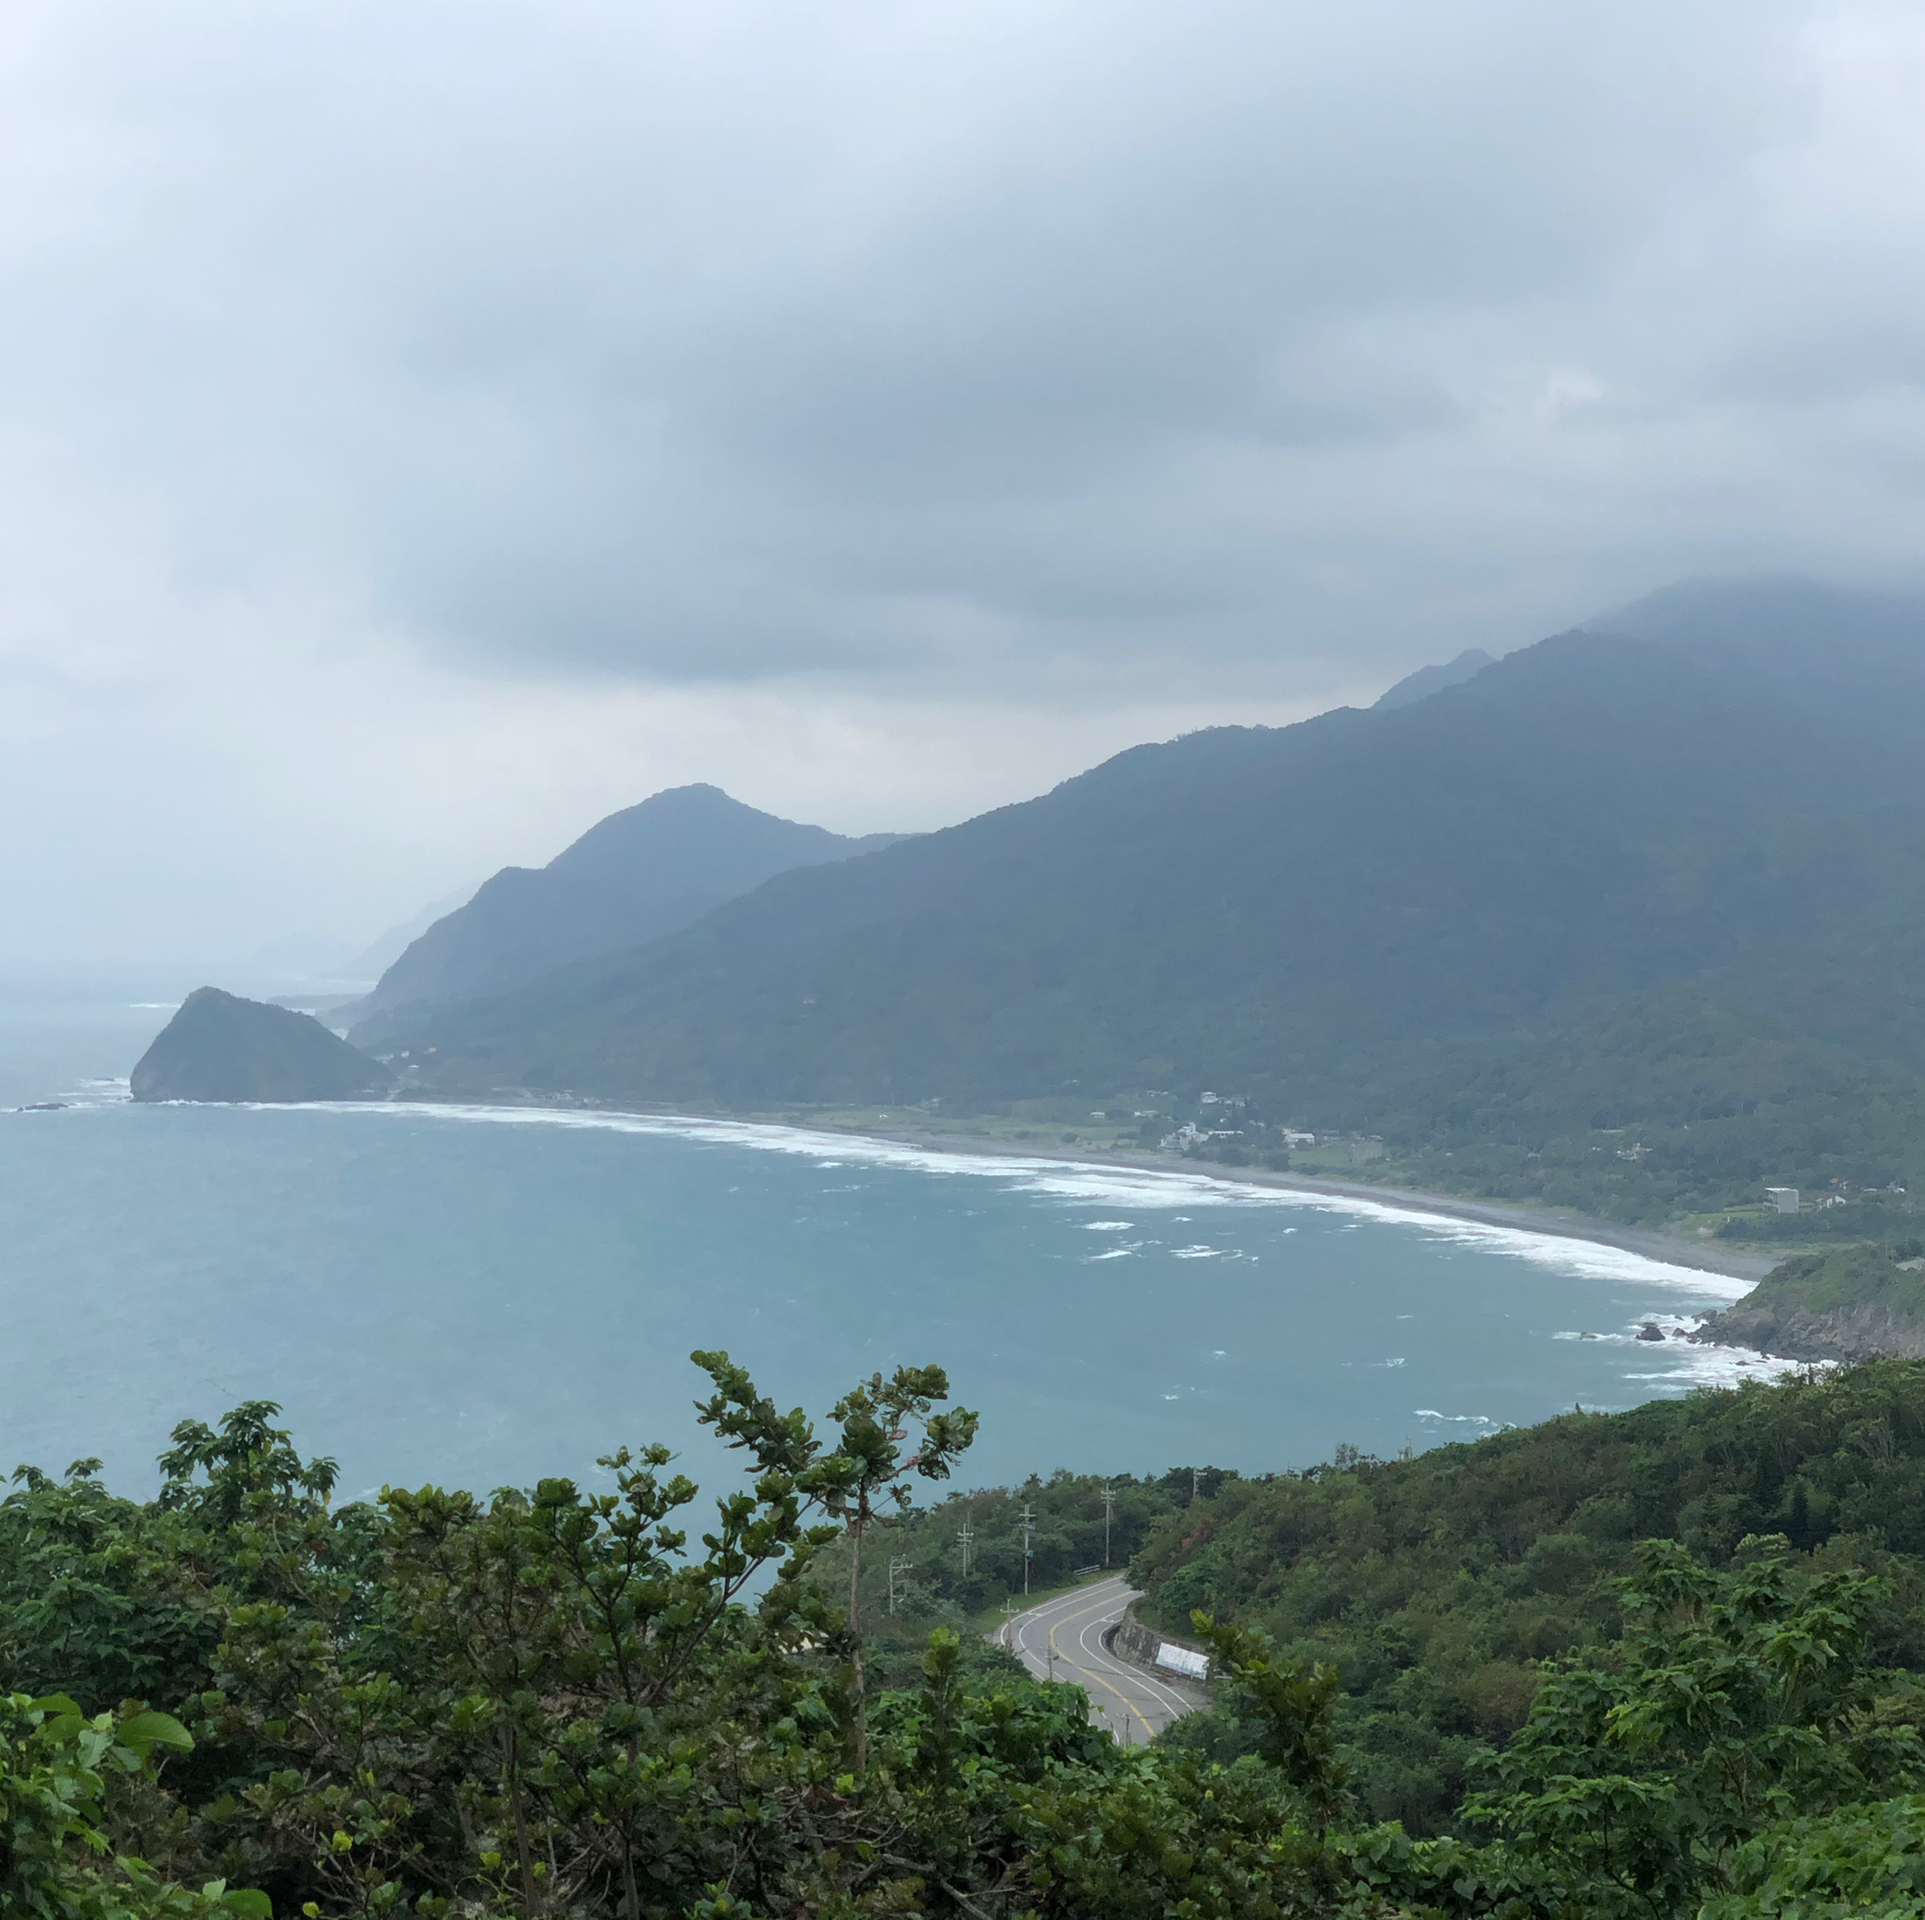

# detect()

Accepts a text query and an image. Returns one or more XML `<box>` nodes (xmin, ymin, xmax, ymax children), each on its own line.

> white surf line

<box><xmin>306</xmin><ymin>1099</ymin><xmax>1753</xmax><ymax>1301</ymax></box>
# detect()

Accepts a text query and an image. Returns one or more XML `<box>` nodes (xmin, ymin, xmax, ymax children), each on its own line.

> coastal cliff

<box><xmin>131</xmin><ymin>987</ymin><xmax>393</xmax><ymax>1103</ymax></box>
<box><xmin>1691</xmin><ymin>1242</ymin><xmax>1925</xmax><ymax>1363</ymax></box>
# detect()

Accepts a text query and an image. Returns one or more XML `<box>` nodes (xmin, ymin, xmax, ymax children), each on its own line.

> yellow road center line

<box><xmin>1047</xmin><ymin>1598</ymin><xmax>1155</xmax><ymax>1741</ymax></box>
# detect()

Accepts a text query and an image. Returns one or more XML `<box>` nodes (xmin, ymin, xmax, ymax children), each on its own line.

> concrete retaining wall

<box><xmin>1105</xmin><ymin>1615</ymin><xmax>1213</xmax><ymax>1691</ymax></box>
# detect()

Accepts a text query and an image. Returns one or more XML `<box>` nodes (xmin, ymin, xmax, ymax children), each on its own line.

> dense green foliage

<box><xmin>1132</xmin><ymin>1362</ymin><xmax>1925</xmax><ymax>1833</ymax></box>
<box><xmin>1358</xmin><ymin>1541</ymin><xmax>1925</xmax><ymax>1919</ymax></box>
<box><xmin>1</xmin><ymin>1362</ymin><xmax>1349</xmax><ymax>1919</ymax></box>
<box><xmin>23</xmin><ymin>1359</ymin><xmax>1925</xmax><ymax>1915</ymax></box>
<box><xmin>1344</xmin><ymin>988</ymin><xmax>1925</xmax><ymax>1231</ymax></box>
<box><xmin>0</xmin><ymin>1691</ymin><xmax>265</xmax><ymax>1919</ymax></box>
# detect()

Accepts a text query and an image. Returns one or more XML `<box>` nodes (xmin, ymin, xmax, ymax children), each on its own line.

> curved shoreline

<box><xmin>377</xmin><ymin>1089</ymin><xmax>1776</xmax><ymax>1288</ymax></box>
<box><xmin>79</xmin><ymin>1067</ymin><xmax>1769</xmax><ymax>1288</ymax></box>
<box><xmin>784</xmin><ymin>1126</ymin><xmax>1779</xmax><ymax>1285</ymax></box>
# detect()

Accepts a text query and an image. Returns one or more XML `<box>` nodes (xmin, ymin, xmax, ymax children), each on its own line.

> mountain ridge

<box><xmin>358</xmin><ymin>784</ymin><xmax>901</xmax><ymax>1021</ymax></box>
<box><xmin>392</xmin><ymin>593</ymin><xmax>1925</xmax><ymax>1105</ymax></box>
<box><xmin>372</xmin><ymin>578</ymin><xmax>1925</xmax><ymax>1239</ymax></box>
<box><xmin>1373</xmin><ymin>645</ymin><xmax>1495</xmax><ymax>709</ymax></box>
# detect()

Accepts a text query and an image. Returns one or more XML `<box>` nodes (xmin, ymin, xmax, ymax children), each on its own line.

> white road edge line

<box><xmin>1006</xmin><ymin>1578</ymin><xmax>1202</xmax><ymax>1727</ymax></box>
<box><xmin>1074</xmin><ymin>1608</ymin><xmax>1195</xmax><ymax>1718</ymax></box>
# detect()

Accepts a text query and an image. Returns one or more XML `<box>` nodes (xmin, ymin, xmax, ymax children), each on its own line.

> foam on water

<box><xmin>305</xmin><ymin>1099</ymin><xmax>1756</xmax><ymax>1303</ymax></box>
<box><xmin>53</xmin><ymin>1085</ymin><xmax>1789</xmax><ymax>1421</ymax></box>
<box><xmin>0</xmin><ymin>999</ymin><xmax>1810</xmax><ymax>1495</ymax></box>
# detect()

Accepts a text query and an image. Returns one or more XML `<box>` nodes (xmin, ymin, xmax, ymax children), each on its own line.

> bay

<box><xmin>0</xmin><ymin>990</ymin><xmax>1777</xmax><ymax>1508</ymax></box>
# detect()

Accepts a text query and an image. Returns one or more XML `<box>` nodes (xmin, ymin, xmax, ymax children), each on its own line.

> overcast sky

<box><xmin>7</xmin><ymin>0</ymin><xmax>1925</xmax><ymax>969</ymax></box>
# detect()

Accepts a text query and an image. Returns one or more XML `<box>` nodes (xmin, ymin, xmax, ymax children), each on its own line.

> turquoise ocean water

<box><xmin>0</xmin><ymin>989</ymin><xmax>1780</xmax><ymax>1507</ymax></box>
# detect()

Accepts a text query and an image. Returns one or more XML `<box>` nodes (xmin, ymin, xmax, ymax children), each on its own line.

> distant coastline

<box><xmin>789</xmin><ymin>1124</ymin><xmax>1780</xmax><ymax>1286</ymax></box>
<box><xmin>380</xmin><ymin>1086</ymin><xmax>1777</xmax><ymax>1287</ymax></box>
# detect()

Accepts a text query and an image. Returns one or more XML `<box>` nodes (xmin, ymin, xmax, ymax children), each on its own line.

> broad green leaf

<box><xmin>118</xmin><ymin>1709</ymin><xmax>194</xmax><ymax>1753</ymax></box>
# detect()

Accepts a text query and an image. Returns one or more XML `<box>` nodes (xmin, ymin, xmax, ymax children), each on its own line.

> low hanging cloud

<box><xmin>4</xmin><ymin>0</ymin><xmax>1925</xmax><ymax>960</ymax></box>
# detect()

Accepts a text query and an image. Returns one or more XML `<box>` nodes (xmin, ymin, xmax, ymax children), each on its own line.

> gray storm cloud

<box><xmin>2</xmin><ymin>0</ymin><xmax>1923</xmax><ymax>962</ymax></box>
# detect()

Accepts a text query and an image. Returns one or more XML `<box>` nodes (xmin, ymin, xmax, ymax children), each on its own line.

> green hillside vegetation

<box><xmin>1130</xmin><ymin>1360</ymin><xmax>1925</xmax><ymax>1836</ymax></box>
<box><xmin>1295</xmin><ymin>987</ymin><xmax>1925</xmax><ymax>1233</ymax></box>
<box><xmin>21</xmin><ymin>1360</ymin><xmax>1925</xmax><ymax>1916</ymax></box>
<box><xmin>1733</xmin><ymin>1243</ymin><xmax>1925</xmax><ymax>1315</ymax></box>
<box><xmin>1691</xmin><ymin>1242</ymin><xmax>1925</xmax><ymax>1360</ymax></box>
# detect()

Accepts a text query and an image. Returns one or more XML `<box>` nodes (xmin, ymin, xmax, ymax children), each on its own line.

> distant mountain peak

<box><xmin>1589</xmin><ymin>573</ymin><xmax>1925</xmax><ymax>688</ymax></box>
<box><xmin>545</xmin><ymin>785</ymin><xmax>894</xmax><ymax>889</ymax></box>
<box><xmin>356</xmin><ymin>784</ymin><xmax>902</xmax><ymax>1022</ymax></box>
<box><xmin>1595</xmin><ymin>572</ymin><xmax>1922</xmax><ymax>641</ymax></box>
<box><xmin>1373</xmin><ymin>647</ymin><xmax>1495</xmax><ymax>710</ymax></box>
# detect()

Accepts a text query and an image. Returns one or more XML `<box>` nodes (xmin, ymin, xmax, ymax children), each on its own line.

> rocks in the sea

<box><xmin>1636</xmin><ymin>1322</ymin><xmax>1666</xmax><ymax>1342</ymax></box>
<box><xmin>131</xmin><ymin>987</ymin><xmax>393</xmax><ymax>1104</ymax></box>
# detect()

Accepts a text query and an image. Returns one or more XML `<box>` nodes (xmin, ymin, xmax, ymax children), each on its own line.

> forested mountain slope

<box><xmin>1130</xmin><ymin>1359</ymin><xmax>1925</xmax><ymax>1830</ymax></box>
<box><xmin>1371</xmin><ymin>644</ymin><xmax>1494</xmax><ymax>708</ymax></box>
<box><xmin>396</xmin><ymin>580</ymin><xmax>1925</xmax><ymax>1120</ymax></box>
<box><xmin>1345</xmin><ymin>985</ymin><xmax>1925</xmax><ymax>1227</ymax></box>
<box><xmin>357</xmin><ymin>783</ymin><xmax>900</xmax><ymax>1019</ymax></box>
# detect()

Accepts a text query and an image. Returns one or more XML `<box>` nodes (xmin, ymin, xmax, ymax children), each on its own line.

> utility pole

<box><xmin>1191</xmin><ymin>1466</ymin><xmax>1200</xmax><ymax>1501</ymax></box>
<box><xmin>1020</xmin><ymin>1504</ymin><xmax>1035</xmax><ymax>1597</ymax></box>
<box><xmin>958</xmin><ymin>1518</ymin><xmax>974</xmax><ymax>1577</ymax></box>
<box><xmin>1100</xmin><ymin>1483</ymin><xmax>1115</xmax><ymax>1567</ymax></box>
<box><xmin>888</xmin><ymin>1555</ymin><xmax>911</xmax><ymax>1617</ymax></box>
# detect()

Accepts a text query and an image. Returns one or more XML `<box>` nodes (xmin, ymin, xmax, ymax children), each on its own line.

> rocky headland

<box><xmin>1692</xmin><ymin>1241</ymin><xmax>1925</xmax><ymax>1364</ymax></box>
<box><xmin>131</xmin><ymin>987</ymin><xmax>393</xmax><ymax>1103</ymax></box>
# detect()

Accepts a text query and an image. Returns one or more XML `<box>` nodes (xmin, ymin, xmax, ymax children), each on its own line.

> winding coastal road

<box><xmin>1001</xmin><ymin>1574</ymin><xmax>1207</xmax><ymax>1744</ymax></box>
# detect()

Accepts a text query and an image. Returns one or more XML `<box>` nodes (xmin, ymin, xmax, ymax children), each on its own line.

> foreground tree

<box><xmin>812</xmin><ymin>1365</ymin><xmax>978</xmax><ymax>1771</ymax></box>
<box><xmin>19</xmin><ymin>1361</ymin><xmax>1925</xmax><ymax>1918</ymax></box>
